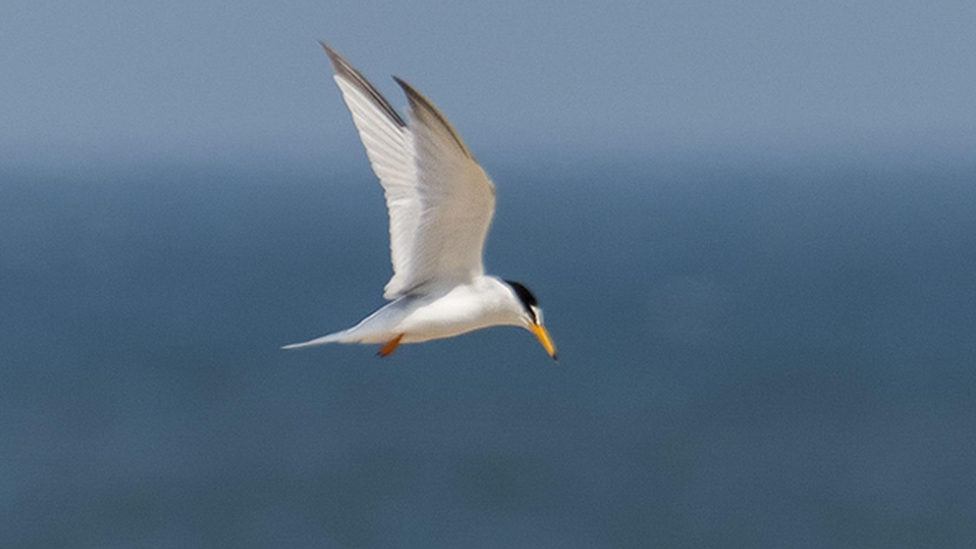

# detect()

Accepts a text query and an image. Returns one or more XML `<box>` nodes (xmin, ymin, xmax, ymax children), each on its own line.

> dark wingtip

<box><xmin>391</xmin><ymin>75</ymin><xmax>409</xmax><ymax>90</ymax></box>
<box><xmin>392</xmin><ymin>75</ymin><xmax>473</xmax><ymax>158</ymax></box>
<box><xmin>319</xmin><ymin>43</ymin><xmax>407</xmax><ymax>128</ymax></box>
<box><xmin>319</xmin><ymin>41</ymin><xmax>342</xmax><ymax>71</ymax></box>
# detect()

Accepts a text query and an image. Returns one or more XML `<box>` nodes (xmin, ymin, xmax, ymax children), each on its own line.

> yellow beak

<box><xmin>529</xmin><ymin>323</ymin><xmax>558</xmax><ymax>361</ymax></box>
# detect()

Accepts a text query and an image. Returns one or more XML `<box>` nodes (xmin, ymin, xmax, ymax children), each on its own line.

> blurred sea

<box><xmin>2</xmin><ymin>156</ymin><xmax>975</xmax><ymax>548</ymax></box>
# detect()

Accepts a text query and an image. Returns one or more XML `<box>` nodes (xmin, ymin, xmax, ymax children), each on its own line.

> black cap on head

<box><xmin>504</xmin><ymin>280</ymin><xmax>539</xmax><ymax>320</ymax></box>
<box><xmin>505</xmin><ymin>279</ymin><xmax>557</xmax><ymax>360</ymax></box>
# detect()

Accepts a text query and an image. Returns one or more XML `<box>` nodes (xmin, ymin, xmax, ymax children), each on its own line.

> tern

<box><xmin>282</xmin><ymin>44</ymin><xmax>558</xmax><ymax>360</ymax></box>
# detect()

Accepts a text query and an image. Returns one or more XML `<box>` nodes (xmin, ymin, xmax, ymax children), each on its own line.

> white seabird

<box><xmin>283</xmin><ymin>44</ymin><xmax>557</xmax><ymax>360</ymax></box>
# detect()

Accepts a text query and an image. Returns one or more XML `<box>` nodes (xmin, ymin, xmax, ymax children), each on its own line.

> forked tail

<box><xmin>280</xmin><ymin>331</ymin><xmax>347</xmax><ymax>350</ymax></box>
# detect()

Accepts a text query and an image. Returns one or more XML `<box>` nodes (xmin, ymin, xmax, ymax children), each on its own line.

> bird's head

<box><xmin>504</xmin><ymin>280</ymin><xmax>558</xmax><ymax>361</ymax></box>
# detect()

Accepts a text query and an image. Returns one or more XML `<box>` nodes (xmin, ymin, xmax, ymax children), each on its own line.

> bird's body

<box><xmin>284</xmin><ymin>277</ymin><xmax>527</xmax><ymax>346</ymax></box>
<box><xmin>283</xmin><ymin>44</ymin><xmax>557</xmax><ymax>359</ymax></box>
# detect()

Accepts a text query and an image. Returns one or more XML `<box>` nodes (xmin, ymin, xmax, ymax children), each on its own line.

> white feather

<box><xmin>327</xmin><ymin>46</ymin><xmax>496</xmax><ymax>300</ymax></box>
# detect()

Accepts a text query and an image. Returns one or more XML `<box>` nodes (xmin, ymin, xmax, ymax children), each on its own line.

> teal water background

<box><xmin>2</xmin><ymin>156</ymin><xmax>975</xmax><ymax>548</ymax></box>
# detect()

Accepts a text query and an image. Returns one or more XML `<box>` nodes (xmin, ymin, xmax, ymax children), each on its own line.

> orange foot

<box><xmin>377</xmin><ymin>333</ymin><xmax>405</xmax><ymax>357</ymax></box>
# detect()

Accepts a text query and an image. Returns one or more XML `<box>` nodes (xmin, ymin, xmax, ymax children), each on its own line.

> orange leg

<box><xmin>377</xmin><ymin>333</ymin><xmax>405</xmax><ymax>357</ymax></box>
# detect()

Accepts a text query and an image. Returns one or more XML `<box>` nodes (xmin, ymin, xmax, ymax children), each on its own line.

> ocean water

<box><xmin>2</xmin><ymin>156</ymin><xmax>975</xmax><ymax>548</ymax></box>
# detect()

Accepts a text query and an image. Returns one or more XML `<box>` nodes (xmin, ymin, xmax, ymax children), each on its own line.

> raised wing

<box><xmin>323</xmin><ymin>44</ymin><xmax>496</xmax><ymax>299</ymax></box>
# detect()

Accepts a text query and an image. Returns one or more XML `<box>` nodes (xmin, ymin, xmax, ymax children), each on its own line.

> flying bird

<box><xmin>283</xmin><ymin>43</ymin><xmax>557</xmax><ymax>360</ymax></box>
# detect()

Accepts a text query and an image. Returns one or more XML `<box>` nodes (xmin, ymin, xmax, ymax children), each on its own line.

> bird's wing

<box><xmin>323</xmin><ymin>44</ymin><xmax>496</xmax><ymax>300</ymax></box>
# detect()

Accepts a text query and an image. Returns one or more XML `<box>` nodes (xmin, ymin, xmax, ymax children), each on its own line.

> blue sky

<box><xmin>3</xmin><ymin>0</ymin><xmax>974</xmax><ymax>164</ymax></box>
